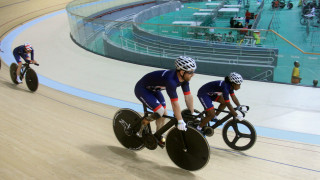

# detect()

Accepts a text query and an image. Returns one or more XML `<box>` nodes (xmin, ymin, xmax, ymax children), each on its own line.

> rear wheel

<box><xmin>166</xmin><ymin>127</ymin><xmax>210</xmax><ymax>171</ymax></box>
<box><xmin>9</xmin><ymin>63</ymin><xmax>18</xmax><ymax>84</ymax></box>
<box><xmin>113</xmin><ymin>108</ymin><xmax>145</xmax><ymax>151</ymax></box>
<box><xmin>222</xmin><ymin>120</ymin><xmax>256</xmax><ymax>151</ymax></box>
<box><xmin>25</xmin><ymin>68</ymin><xmax>38</xmax><ymax>92</ymax></box>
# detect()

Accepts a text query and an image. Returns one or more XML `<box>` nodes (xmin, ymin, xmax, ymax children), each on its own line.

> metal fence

<box><xmin>66</xmin><ymin>0</ymin><xmax>320</xmax><ymax>86</ymax></box>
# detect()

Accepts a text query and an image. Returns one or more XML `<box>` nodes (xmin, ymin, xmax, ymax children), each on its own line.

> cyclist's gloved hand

<box><xmin>177</xmin><ymin>119</ymin><xmax>187</xmax><ymax>131</ymax></box>
<box><xmin>240</xmin><ymin>106</ymin><xmax>248</xmax><ymax>113</ymax></box>
<box><xmin>236</xmin><ymin>115</ymin><xmax>244</xmax><ymax>121</ymax></box>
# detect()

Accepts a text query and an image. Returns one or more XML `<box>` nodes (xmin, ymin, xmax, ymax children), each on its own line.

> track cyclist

<box><xmin>196</xmin><ymin>72</ymin><xmax>246</xmax><ymax>133</ymax></box>
<box><xmin>134</xmin><ymin>56</ymin><xmax>197</xmax><ymax>147</ymax></box>
<box><xmin>13</xmin><ymin>43</ymin><xmax>38</xmax><ymax>83</ymax></box>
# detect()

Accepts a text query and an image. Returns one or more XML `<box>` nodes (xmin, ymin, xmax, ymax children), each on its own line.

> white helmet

<box><xmin>175</xmin><ymin>56</ymin><xmax>197</xmax><ymax>71</ymax></box>
<box><xmin>24</xmin><ymin>43</ymin><xmax>32</xmax><ymax>51</ymax></box>
<box><xmin>229</xmin><ymin>72</ymin><xmax>243</xmax><ymax>84</ymax></box>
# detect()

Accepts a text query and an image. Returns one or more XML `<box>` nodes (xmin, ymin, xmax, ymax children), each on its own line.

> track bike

<box><xmin>300</xmin><ymin>13</ymin><xmax>320</xmax><ymax>26</ymax></box>
<box><xmin>10</xmin><ymin>62</ymin><xmax>39</xmax><ymax>92</ymax></box>
<box><xmin>113</xmin><ymin>105</ymin><xmax>210</xmax><ymax>171</ymax></box>
<box><xmin>181</xmin><ymin>105</ymin><xmax>256</xmax><ymax>151</ymax></box>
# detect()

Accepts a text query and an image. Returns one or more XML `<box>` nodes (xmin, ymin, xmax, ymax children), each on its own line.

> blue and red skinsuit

<box><xmin>135</xmin><ymin>70</ymin><xmax>191</xmax><ymax>112</ymax></box>
<box><xmin>13</xmin><ymin>45</ymin><xmax>34</xmax><ymax>64</ymax></box>
<box><xmin>197</xmin><ymin>80</ymin><xmax>235</xmax><ymax>111</ymax></box>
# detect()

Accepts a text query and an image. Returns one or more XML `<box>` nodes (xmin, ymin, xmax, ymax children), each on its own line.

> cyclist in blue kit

<box><xmin>134</xmin><ymin>56</ymin><xmax>197</xmax><ymax>145</ymax></box>
<box><xmin>13</xmin><ymin>43</ymin><xmax>38</xmax><ymax>83</ymax></box>
<box><xmin>196</xmin><ymin>72</ymin><xmax>246</xmax><ymax>133</ymax></box>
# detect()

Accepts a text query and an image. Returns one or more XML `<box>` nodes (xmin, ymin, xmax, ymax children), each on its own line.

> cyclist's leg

<box><xmin>135</xmin><ymin>86</ymin><xmax>165</xmax><ymax>134</ymax></box>
<box><xmin>197</xmin><ymin>94</ymin><xmax>216</xmax><ymax>129</ymax></box>
<box><xmin>215</xmin><ymin>96</ymin><xmax>226</xmax><ymax>117</ymax></box>
<box><xmin>156</xmin><ymin>109</ymin><xmax>167</xmax><ymax>131</ymax></box>
<box><xmin>13</xmin><ymin>54</ymin><xmax>22</xmax><ymax>77</ymax></box>
<box><xmin>16</xmin><ymin>55</ymin><xmax>30</xmax><ymax>78</ymax></box>
<box><xmin>154</xmin><ymin>91</ymin><xmax>167</xmax><ymax>131</ymax></box>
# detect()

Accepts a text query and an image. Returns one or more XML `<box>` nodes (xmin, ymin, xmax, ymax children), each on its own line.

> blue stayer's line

<box><xmin>1</xmin><ymin>10</ymin><xmax>320</xmax><ymax>145</ymax></box>
<box><xmin>38</xmin><ymin>76</ymin><xmax>147</xmax><ymax>113</ymax></box>
<box><xmin>0</xmin><ymin>10</ymin><xmax>66</xmax><ymax>66</ymax></box>
<box><xmin>68</xmin><ymin>0</ymin><xmax>114</xmax><ymax>11</ymax></box>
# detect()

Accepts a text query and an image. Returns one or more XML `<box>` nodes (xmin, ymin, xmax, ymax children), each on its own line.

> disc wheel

<box><xmin>113</xmin><ymin>108</ymin><xmax>145</xmax><ymax>151</ymax></box>
<box><xmin>9</xmin><ymin>63</ymin><xmax>18</xmax><ymax>84</ymax></box>
<box><xmin>143</xmin><ymin>133</ymin><xmax>158</xmax><ymax>150</ymax></box>
<box><xmin>222</xmin><ymin>120</ymin><xmax>256</xmax><ymax>151</ymax></box>
<box><xmin>166</xmin><ymin>127</ymin><xmax>210</xmax><ymax>171</ymax></box>
<box><xmin>25</xmin><ymin>68</ymin><xmax>38</xmax><ymax>92</ymax></box>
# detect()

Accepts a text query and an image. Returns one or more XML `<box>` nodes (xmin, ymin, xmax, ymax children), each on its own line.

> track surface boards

<box><xmin>0</xmin><ymin>1</ymin><xmax>319</xmax><ymax>179</ymax></box>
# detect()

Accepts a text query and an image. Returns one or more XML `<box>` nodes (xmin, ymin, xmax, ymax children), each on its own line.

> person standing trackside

<box><xmin>291</xmin><ymin>61</ymin><xmax>302</xmax><ymax>84</ymax></box>
<box><xmin>134</xmin><ymin>56</ymin><xmax>197</xmax><ymax>147</ymax></box>
<box><xmin>245</xmin><ymin>10</ymin><xmax>251</xmax><ymax>24</ymax></box>
<box><xmin>13</xmin><ymin>43</ymin><xmax>38</xmax><ymax>83</ymax></box>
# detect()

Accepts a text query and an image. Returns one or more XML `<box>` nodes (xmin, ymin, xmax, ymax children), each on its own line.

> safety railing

<box><xmin>66</xmin><ymin>0</ymin><xmax>320</xmax><ymax>86</ymax></box>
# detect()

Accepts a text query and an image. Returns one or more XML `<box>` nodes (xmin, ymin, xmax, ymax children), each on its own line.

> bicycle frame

<box><xmin>20</xmin><ymin>63</ymin><xmax>30</xmax><ymax>78</ymax></box>
<box><xmin>113</xmin><ymin>104</ymin><xmax>212</xmax><ymax>170</ymax></box>
<box><xmin>210</xmin><ymin>110</ymin><xmax>234</xmax><ymax>129</ymax></box>
<box><xmin>195</xmin><ymin>109</ymin><xmax>234</xmax><ymax>128</ymax></box>
<box><xmin>131</xmin><ymin>105</ymin><xmax>189</xmax><ymax>150</ymax></box>
<box><xmin>195</xmin><ymin>105</ymin><xmax>248</xmax><ymax>129</ymax></box>
<box><xmin>140</xmin><ymin>105</ymin><xmax>177</xmax><ymax>138</ymax></box>
<box><xmin>20</xmin><ymin>62</ymin><xmax>39</xmax><ymax>77</ymax></box>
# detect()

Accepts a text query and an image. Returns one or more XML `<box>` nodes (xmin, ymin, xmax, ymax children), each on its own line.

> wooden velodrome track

<box><xmin>0</xmin><ymin>0</ymin><xmax>320</xmax><ymax>179</ymax></box>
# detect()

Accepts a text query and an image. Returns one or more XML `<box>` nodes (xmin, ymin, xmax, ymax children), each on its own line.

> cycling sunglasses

<box><xmin>185</xmin><ymin>71</ymin><xmax>195</xmax><ymax>75</ymax></box>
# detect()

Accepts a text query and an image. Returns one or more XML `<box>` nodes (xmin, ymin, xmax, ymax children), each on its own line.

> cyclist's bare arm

<box><xmin>231</xmin><ymin>95</ymin><xmax>240</xmax><ymax>107</ymax></box>
<box><xmin>184</xmin><ymin>94</ymin><xmax>194</xmax><ymax>114</ymax></box>
<box><xmin>226</xmin><ymin>101</ymin><xmax>238</xmax><ymax>117</ymax></box>
<box><xmin>171</xmin><ymin>100</ymin><xmax>183</xmax><ymax>120</ymax></box>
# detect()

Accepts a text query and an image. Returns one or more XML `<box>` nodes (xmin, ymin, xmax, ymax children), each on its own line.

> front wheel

<box><xmin>222</xmin><ymin>120</ymin><xmax>256</xmax><ymax>151</ymax></box>
<box><xmin>25</xmin><ymin>68</ymin><xmax>38</xmax><ymax>92</ymax></box>
<box><xmin>166</xmin><ymin>127</ymin><xmax>210</xmax><ymax>171</ymax></box>
<box><xmin>9</xmin><ymin>63</ymin><xmax>18</xmax><ymax>84</ymax></box>
<box><xmin>113</xmin><ymin>108</ymin><xmax>145</xmax><ymax>151</ymax></box>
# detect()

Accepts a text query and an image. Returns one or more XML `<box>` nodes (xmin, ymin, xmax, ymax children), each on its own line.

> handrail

<box><xmin>250</xmin><ymin>70</ymin><xmax>273</xmax><ymax>81</ymax></box>
<box><xmin>132</xmin><ymin>33</ymin><xmax>277</xmax><ymax>56</ymax></box>
<box><xmin>271</xmin><ymin>29</ymin><xmax>320</xmax><ymax>55</ymax></box>
<box><xmin>66</xmin><ymin>0</ymin><xmax>320</xmax><ymax>56</ymax></box>
<box><xmin>106</xmin><ymin>35</ymin><xmax>275</xmax><ymax>65</ymax></box>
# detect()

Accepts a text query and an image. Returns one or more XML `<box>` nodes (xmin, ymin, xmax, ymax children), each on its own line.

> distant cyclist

<box><xmin>134</xmin><ymin>56</ymin><xmax>197</xmax><ymax>146</ymax></box>
<box><xmin>13</xmin><ymin>43</ymin><xmax>38</xmax><ymax>83</ymax></box>
<box><xmin>196</xmin><ymin>72</ymin><xmax>246</xmax><ymax>133</ymax></box>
